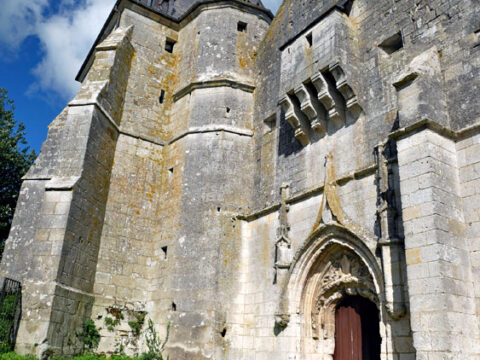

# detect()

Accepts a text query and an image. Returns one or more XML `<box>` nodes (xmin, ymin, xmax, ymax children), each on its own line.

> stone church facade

<box><xmin>1</xmin><ymin>0</ymin><xmax>480</xmax><ymax>358</ymax></box>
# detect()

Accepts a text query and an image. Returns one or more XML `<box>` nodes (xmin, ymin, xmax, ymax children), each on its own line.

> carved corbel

<box><xmin>294</xmin><ymin>84</ymin><xmax>326</xmax><ymax>133</ymax></box>
<box><xmin>311</xmin><ymin>72</ymin><xmax>345</xmax><ymax>128</ymax></box>
<box><xmin>279</xmin><ymin>95</ymin><xmax>309</xmax><ymax>146</ymax></box>
<box><xmin>329</xmin><ymin>63</ymin><xmax>363</xmax><ymax>119</ymax></box>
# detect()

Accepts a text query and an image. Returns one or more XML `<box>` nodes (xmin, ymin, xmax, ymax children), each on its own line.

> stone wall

<box><xmin>397</xmin><ymin>128</ymin><xmax>480</xmax><ymax>358</ymax></box>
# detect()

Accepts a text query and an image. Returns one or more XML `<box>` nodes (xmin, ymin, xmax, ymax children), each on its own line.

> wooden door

<box><xmin>333</xmin><ymin>301</ymin><xmax>363</xmax><ymax>360</ymax></box>
<box><xmin>333</xmin><ymin>296</ymin><xmax>381</xmax><ymax>360</ymax></box>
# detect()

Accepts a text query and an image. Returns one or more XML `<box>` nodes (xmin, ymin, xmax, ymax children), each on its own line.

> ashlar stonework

<box><xmin>1</xmin><ymin>0</ymin><xmax>480</xmax><ymax>359</ymax></box>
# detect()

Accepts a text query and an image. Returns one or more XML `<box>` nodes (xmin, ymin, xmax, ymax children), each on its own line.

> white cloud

<box><xmin>0</xmin><ymin>0</ymin><xmax>49</xmax><ymax>50</ymax></box>
<box><xmin>32</xmin><ymin>0</ymin><xmax>116</xmax><ymax>98</ymax></box>
<box><xmin>0</xmin><ymin>0</ymin><xmax>115</xmax><ymax>101</ymax></box>
<box><xmin>0</xmin><ymin>0</ymin><xmax>282</xmax><ymax>101</ymax></box>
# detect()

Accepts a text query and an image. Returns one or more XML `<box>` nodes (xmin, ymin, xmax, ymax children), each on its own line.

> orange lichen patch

<box><xmin>236</xmin><ymin>32</ymin><xmax>256</xmax><ymax>71</ymax></box>
<box><xmin>303</xmin><ymin>44</ymin><xmax>313</xmax><ymax>77</ymax></box>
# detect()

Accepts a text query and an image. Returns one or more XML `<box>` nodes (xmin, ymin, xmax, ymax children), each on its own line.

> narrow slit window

<box><xmin>306</xmin><ymin>33</ymin><xmax>313</xmax><ymax>47</ymax></box>
<box><xmin>162</xmin><ymin>246</ymin><xmax>168</xmax><ymax>259</ymax></box>
<box><xmin>237</xmin><ymin>21</ymin><xmax>247</xmax><ymax>32</ymax></box>
<box><xmin>165</xmin><ymin>38</ymin><xmax>176</xmax><ymax>53</ymax></box>
<box><xmin>159</xmin><ymin>89</ymin><xmax>165</xmax><ymax>104</ymax></box>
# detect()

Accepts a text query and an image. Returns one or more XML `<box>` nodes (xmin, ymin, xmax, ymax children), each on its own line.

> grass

<box><xmin>0</xmin><ymin>354</ymin><xmax>151</xmax><ymax>360</ymax></box>
<box><xmin>0</xmin><ymin>294</ymin><xmax>21</xmax><ymax>353</ymax></box>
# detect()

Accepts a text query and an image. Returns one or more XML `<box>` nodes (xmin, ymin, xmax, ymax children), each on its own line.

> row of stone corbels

<box><xmin>278</xmin><ymin>63</ymin><xmax>362</xmax><ymax>146</ymax></box>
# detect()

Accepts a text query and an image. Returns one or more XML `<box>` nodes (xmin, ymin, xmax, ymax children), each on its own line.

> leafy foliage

<box><xmin>143</xmin><ymin>320</ymin><xmax>170</xmax><ymax>360</ymax></box>
<box><xmin>0</xmin><ymin>320</ymin><xmax>171</xmax><ymax>359</ymax></box>
<box><xmin>104</xmin><ymin>317</ymin><xmax>121</xmax><ymax>332</ymax></box>
<box><xmin>0</xmin><ymin>354</ymin><xmax>137</xmax><ymax>360</ymax></box>
<box><xmin>0</xmin><ymin>88</ymin><xmax>36</xmax><ymax>255</ymax></box>
<box><xmin>128</xmin><ymin>312</ymin><xmax>146</xmax><ymax>337</ymax></box>
<box><xmin>77</xmin><ymin>320</ymin><xmax>100</xmax><ymax>353</ymax></box>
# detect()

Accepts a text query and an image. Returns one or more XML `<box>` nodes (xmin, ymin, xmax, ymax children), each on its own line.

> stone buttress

<box><xmin>0</xmin><ymin>25</ymin><xmax>134</xmax><ymax>356</ymax></box>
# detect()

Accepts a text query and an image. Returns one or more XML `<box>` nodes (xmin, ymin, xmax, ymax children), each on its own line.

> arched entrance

<box><xmin>281</xmin><ymin>236</ymin><xmax>383</xmax><ymax>358</ymax></box>
<box><xmin>333</xmin><ymin>296</ymin><xmax>381</xmax><ymax>360</ymax></box>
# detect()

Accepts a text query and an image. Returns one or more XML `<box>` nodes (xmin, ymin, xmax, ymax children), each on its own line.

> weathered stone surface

<box><xmin>2</xmin><ymin>0</ymin><xmax>480</xmax><ymax>359</ymax></box>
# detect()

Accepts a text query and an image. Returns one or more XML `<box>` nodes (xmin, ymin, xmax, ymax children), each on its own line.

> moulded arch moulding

<box><xmin>275</xmin><ymin>223</ymin><xmax>385</xmax><ymax>332</ymax></box>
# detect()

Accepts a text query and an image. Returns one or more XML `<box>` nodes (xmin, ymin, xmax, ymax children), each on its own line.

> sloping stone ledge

<box><xmin>173</xmin><ymin>79</ymin><xmax>255</xmax><ymax>102</ymax></box>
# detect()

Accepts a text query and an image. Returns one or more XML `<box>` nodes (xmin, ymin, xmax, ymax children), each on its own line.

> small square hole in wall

<box><xmin>237</xmin><ymin>21</ymin><xmax>247</xmax><ymax>32</ymax></box>
<box><xmin>165</xmin><ymin>38</ymin><xmax>176</xmax><ymax>53</ymax></box>
<box><xmin>306</xmin><ymin>33</ymin><xmax>313</xmax><ymax>47</ymax></box>
<box><xmin>161</xmin><ymin>246</ymin><xmax>168</xmax><ymax>260</ymax></box>
<box><xmin>379</xmin><ymin>32</ymin><xmax>403</xmax><ymax>55</ymax></box>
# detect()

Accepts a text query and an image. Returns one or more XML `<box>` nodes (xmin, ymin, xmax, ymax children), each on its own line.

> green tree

<box><xmin>0</xmin><ymin>88</ymin><xmax>36</xmax><ymax>256</ymax></box>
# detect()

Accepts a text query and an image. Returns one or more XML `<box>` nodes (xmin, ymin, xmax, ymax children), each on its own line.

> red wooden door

<box><xmin>333</xmin><ymin>302</ymin><xmax>363</xmax><ymax>360</ymax></box>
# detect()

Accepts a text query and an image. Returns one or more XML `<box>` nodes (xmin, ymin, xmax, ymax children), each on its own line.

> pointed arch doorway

<box><xmin>333</xmin><ymin>296</ymin><xmax>381</xmax><ymax>360</ymax></box>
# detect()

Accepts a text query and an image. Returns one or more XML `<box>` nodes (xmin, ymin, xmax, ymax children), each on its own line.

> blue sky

<box><xmin>0</xmin><ymin>0</ymin><xmax>282</xmax><ymax>153</ymax></box>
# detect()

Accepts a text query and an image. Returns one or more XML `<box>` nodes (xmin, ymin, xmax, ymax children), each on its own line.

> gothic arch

<box><xmin>275</xmin><ymin>224</ymin><xmax>385</xmax><ymax>358</ymax></box>
<box><xmin>301</xmin><ymin>243</ymin><xmax>378</xmax><ymax>341</ymax></box>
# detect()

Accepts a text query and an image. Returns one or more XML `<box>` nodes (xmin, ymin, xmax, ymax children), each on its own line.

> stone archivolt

<box><xmin>307</xmin><ymin>249</ymin><xmax>377</xmax><ymax>341</ymax></box>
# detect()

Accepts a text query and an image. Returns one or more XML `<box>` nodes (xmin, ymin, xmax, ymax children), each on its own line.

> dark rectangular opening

<box><xmin>336</xmin><ymin>0</ymin><xmax>354</xmax><ymax>16</ymax></box>
<box><xmin>237</xmin><ymin>21</ymin><xmax>247</xmax><ymax>32</ymax></box>
<box><xmin>379</xmin><ymin>32</ymin><xmax>403</xmax><ymax>55</ymax></box>
<box><xmin>159</xmin><ymin>89</ymin><xmax>165</xmax><ymax>104</ymax></box>
<box><xmin>165</xmin><ymin>38</ymin><xmax>176</xmax><ymax>53</ymax></box>
<box><xmin>162</xmin><ymin>246</ymin><xmax>168</xmax><ymax>259</ymax></box>
<box><xmin>306</xmin><ymin>33</ymin><xmax>313</xmax><ymax>47</ymax></box>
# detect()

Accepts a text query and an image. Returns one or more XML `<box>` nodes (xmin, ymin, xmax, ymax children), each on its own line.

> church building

<box><xmin>1</xmin><ymin>0</ymin><xmax>479</xmax><ymax>359</ymax></box>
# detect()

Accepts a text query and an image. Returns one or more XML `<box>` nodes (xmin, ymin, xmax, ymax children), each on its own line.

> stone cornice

<box><xmin>389</xmin><ymin>118</ymin><xmax>480</xmax><ymax>142</ymax></box>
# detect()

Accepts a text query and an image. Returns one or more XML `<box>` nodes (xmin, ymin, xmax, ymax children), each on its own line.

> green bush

<box><xmin>77</xmin><ymin>321</ymin><xmax>100</xmax><ymax>353</ymax></box>
<box><xmin>104</xmin><ymin>317</ymin><xmax>120</xmax><ymax>332</ymax></box>
<box><xmin>128</xmin><ymin>312</ymin><xmax>146</xmax><ymax>337</ymax></box>
<box><xmin>0</xmin><ymin>320</ymin><xmax>170</xmax><ymax>360</ymax></box>
<box><xmin>0</xmin><ymin>353</ymin><xmax>37</xmax><ymax>360</ymax></box>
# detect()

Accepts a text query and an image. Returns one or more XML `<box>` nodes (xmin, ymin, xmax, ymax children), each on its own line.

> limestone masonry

<box><xmin>1</xmin><ymin>0</ymin><xmax>480</xmax><ymax>358</ymax></box>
